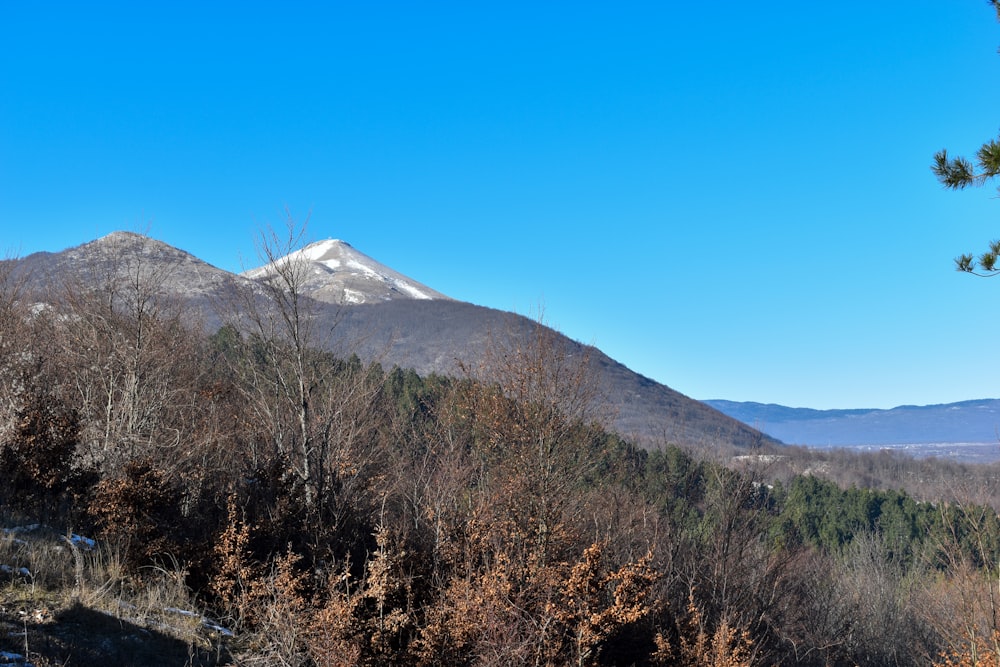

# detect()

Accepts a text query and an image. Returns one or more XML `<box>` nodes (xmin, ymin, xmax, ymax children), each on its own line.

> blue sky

<box><xmin>2</xmin><ymin>2</ymin><xmax>1000</xmax><ymax>409</ymax></box>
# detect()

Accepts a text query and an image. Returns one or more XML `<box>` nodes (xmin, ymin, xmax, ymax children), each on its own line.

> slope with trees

<box><xmin>5</xmin><ymin>230</ymin><xmax>773</xmax><ymax>452</ymax></box>
<box><xmin>0</xmin><ymin>222</ymin><xmax>999</xmax><ymax>665</ymax></box>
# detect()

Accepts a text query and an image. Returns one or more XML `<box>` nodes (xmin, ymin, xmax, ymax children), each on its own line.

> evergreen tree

<box><xmin>933</xmin><ymin>1</ymin><xmax>1000</xmax><ymax>274</ymax></box>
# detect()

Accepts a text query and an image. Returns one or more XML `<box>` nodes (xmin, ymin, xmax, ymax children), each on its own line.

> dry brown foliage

<box><xmin>208</xmin><ymin>494</ymin><xmax>263</xmax><ymax>629</ymax></box>
<box><xmin>307</xmin><ymin>524</ymin><xmax>415</xmax><ymax>666</ymax></box>
<box><xmin>549</xmin><ymin>542</ymin><xmax>659</xmax><ymax>666</ymax></box>
<box><xmin>412</xmin><ymin>541</ymin><xmax>658</xmax><ymax>667</ymax></box>
<box><xmin>0</xmin><ymin>384</ymin><xmax>83</xmax><ymax>520</ymax></box>
<box><xmin>236</xmin><ymin>549</ymin><xmax>312</xmax><ymax>667</ymax></box>
<box><xmin>934</xmin><ymin>630</ymin><xmax>1000</xmax><ymax>667</ymax></box>
<box><xmin>654</xmin><ymin>589</ymin><xmax>754</xmax><ymax>667</ymax></box>
<box><xmin>89</xmin><ymin>459</ymin><xmax>183</xmax><ymax>565</ymax></box>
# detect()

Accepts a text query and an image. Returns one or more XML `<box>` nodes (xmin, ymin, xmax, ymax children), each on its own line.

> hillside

<box><xmin>7</xmin><ymin>232</ymin><xmax>770</xmax><ymax>451</ymax></box>
<box><xmin>2</xmin><ymin>231</ymin><xmax>1000</xmax><ymax>666</ymax></box>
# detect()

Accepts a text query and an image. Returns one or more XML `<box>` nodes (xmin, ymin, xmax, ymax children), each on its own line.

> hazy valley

<box><xmin>709</xmin><ymin>398</ymin><xmax>1000</xmax><ymax>463</ymax></box>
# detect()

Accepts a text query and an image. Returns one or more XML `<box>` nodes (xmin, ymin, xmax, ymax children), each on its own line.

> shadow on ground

<box><xmin>1</xmin><ymin>601</ymin><xmax>231</xmax><ymax>666</ymax></box>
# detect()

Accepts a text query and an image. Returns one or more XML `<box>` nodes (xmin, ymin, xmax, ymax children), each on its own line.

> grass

<box><xmin>0</xmin><ymin>524</ymin><xmax>232</xmax><ymax>666</ymax></box>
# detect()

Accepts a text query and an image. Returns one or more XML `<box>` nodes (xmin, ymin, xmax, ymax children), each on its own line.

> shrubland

<box><xmin>1</xmin><ymin>245</ymin><xmax>999</xmax><ymax>666</ymax></box>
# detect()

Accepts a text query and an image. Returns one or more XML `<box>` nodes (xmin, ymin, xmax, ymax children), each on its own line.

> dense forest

<box><xmin>2</xmin><ymin>246</ymin><xmax>1000</xmax><ymax>666</ymax></box>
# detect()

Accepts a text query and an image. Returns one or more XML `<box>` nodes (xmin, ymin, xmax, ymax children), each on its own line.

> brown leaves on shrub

<box><xmin>933</xmin><ymin>630</ymin><xmax>1000</xmax><ymax>667</ymax></box>
<box><xmin>89</xmin><ymin>459</ymin><xmax>183</xmax><ymax>566</ymax></box>
<box><xmin>0</xmin><ymin>386</ymin><xmax>85</xmax><ymax>518</ymax></box>
<box><xmin>308</xmin><ymin>523</ymin><xmax>415</xmax><ymax>666</ymax></box>
<box><xmin>413</xmin><ymin>541</ymin><xmax>659</xmax><ymax>667</ymax></box>
<box><xmin>655</xmin><ymin>589</ymin><xmax>755</xmax><ymax>667</ymax></box>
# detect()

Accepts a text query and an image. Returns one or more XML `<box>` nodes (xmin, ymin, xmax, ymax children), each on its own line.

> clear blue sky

<box><xmin>2</xmin><ymin>2</ymin><xmax>999</xmax><ymax>410</ymax></box>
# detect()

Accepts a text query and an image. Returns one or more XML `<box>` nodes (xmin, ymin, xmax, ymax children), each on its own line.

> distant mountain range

<box><xmin>706</xmin><ymin>399</ymin><xmax>1000</xmax><ymax>447</ymax></box>
<box><xmin>6</xmin><ymin>232</ymin><xmax>770</xmax><ymax>451</ymax></box>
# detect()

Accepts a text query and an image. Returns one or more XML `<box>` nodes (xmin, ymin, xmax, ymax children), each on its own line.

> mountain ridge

<box><xmin>706</xmin><ymin>398</ymin><xmax>1000</xmax><ymax>446</ymax></box>
<box><xmin>6</xmin><ymin>232</ymin><xmax>771</xmax><ymax>451</ymax></box>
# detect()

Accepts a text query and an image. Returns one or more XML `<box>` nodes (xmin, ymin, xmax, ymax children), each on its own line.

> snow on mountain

<box><xmin>242</xmin><ymin>239</ymin><xmax>451</xmax><ymax>305</ymax></box>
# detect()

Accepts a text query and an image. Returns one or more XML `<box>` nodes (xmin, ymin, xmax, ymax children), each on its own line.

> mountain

<box><xmin>11</xmin><ymin>231</ymin><xmax>234</xmax><ymax>297</ymax></box>
<box><xmin>706</xmin><ymin>398</ymin><xmax>1000</xmax><ymax>446</ymax></box>
<box><xmin>242</xmin><ymin>239</ymin><xmax>451</xmax><ymax>305</ymax></box>
<box><xmin>7</xmin><ymin>232</ymin><xmax>772</xmax><ymax>450</ymax></box>
<box><xmin>7</xmin><ymin>231</ymin><xmax>249</xmax><ymax>330</ymax></box>
<box><xmin>317</xmin><ymin>298</ymin><xmax>768</xmax><ymax>447</ymax></box>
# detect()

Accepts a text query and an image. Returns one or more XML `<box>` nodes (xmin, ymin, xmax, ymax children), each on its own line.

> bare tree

<box><xmin>47</xmin><ymin>233</ymin><xmax>205</xmax><ymax>473</ymax></box>
<box><xmin>226</xmin><ymin>212</ymin><xmax>386</xmax><ymax>517</ymax></box>
<box><xmin>0</xmin><ymin>255</ymin><xmax>34</xmax><ymax>433</ymax></box>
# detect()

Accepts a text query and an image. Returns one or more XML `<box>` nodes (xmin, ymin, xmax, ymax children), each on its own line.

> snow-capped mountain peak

<box><xmin>242</xmin><ymin>239</ymin><xmax>450</xmax><ymax>305</ymax></box>
<box><xmin>299</xmin><ymin>238</ymin><xmax>350</xmax><ymax>262</ymax></box>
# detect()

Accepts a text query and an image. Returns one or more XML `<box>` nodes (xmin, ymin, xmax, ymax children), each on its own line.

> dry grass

<box><xmin>0</xmin><ymin>523</ymin><xmax>232</xmax><ymax>666</ymax></box>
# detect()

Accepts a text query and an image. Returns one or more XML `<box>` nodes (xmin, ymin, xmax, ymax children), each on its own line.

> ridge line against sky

<box><xmin>3</xmin><ymin>3</ymin><xmax>1000</xmax><ymax>410</ymax></box>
